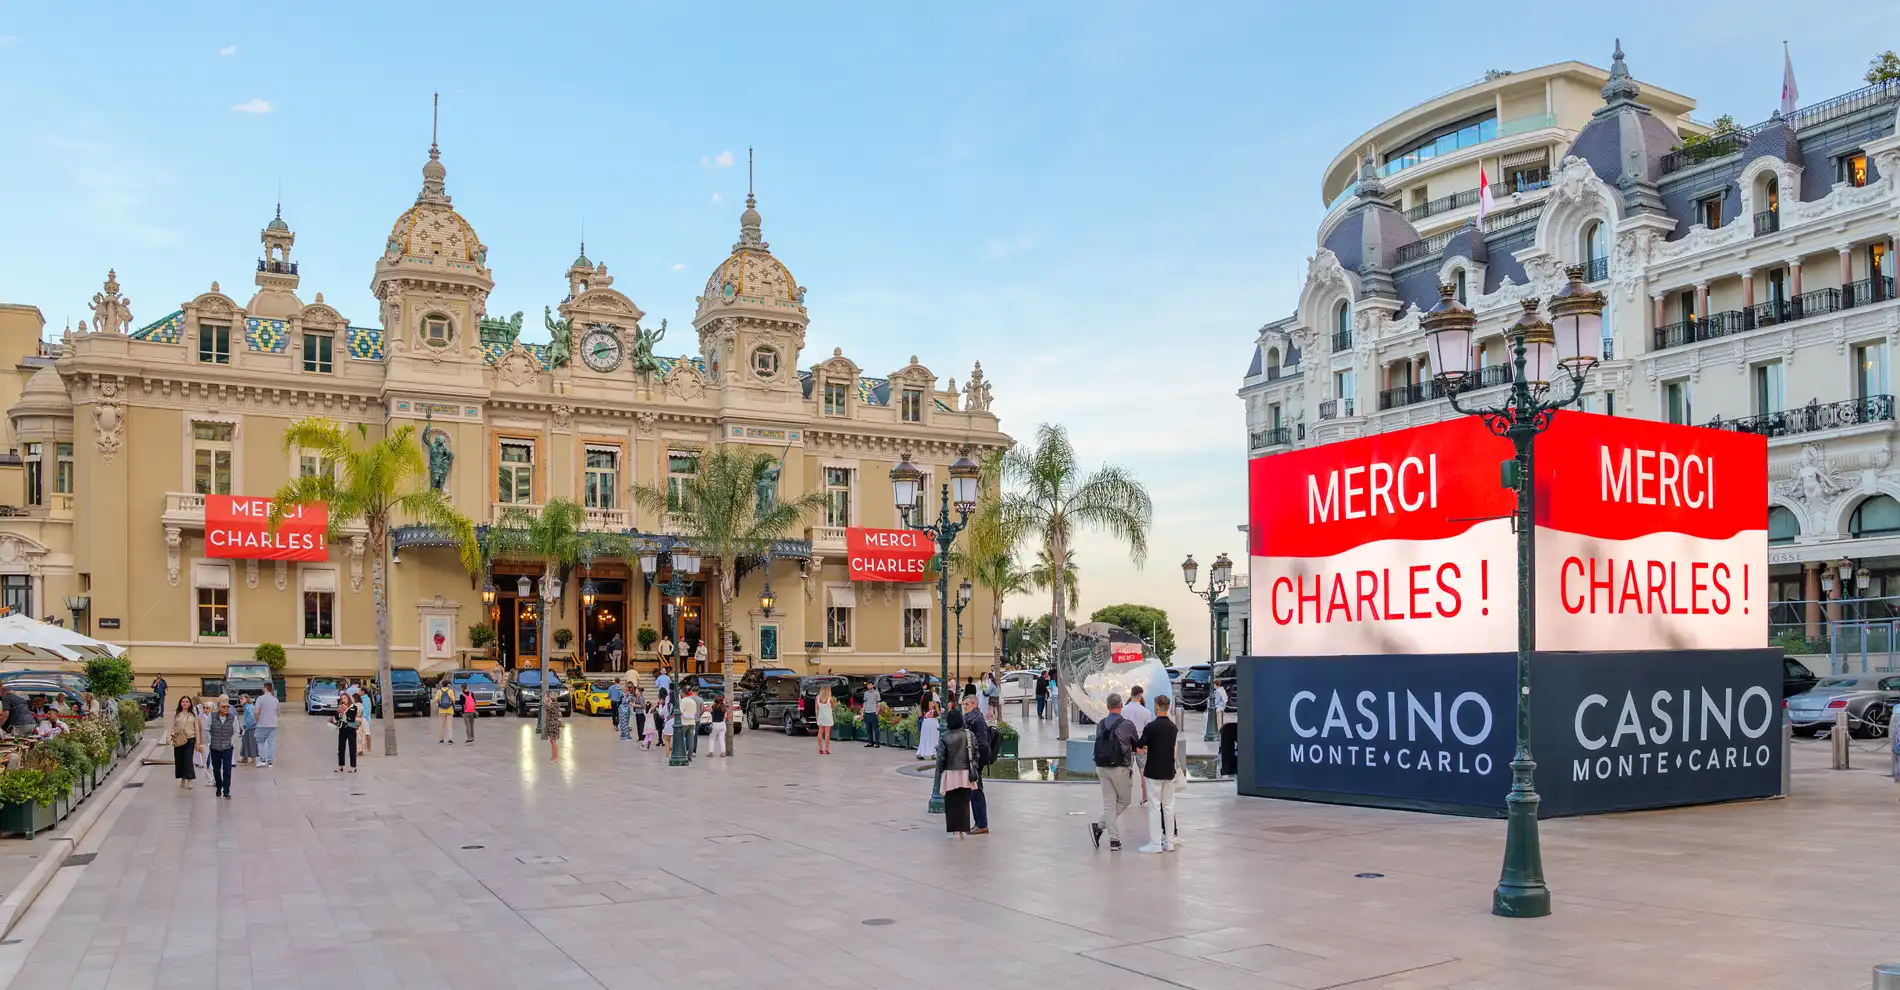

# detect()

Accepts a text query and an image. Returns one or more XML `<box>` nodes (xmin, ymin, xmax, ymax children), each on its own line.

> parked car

<box><xmin>444</xmin><ymin>670</ymin><xmax>505</xmax><ymax>716</ymax></box>
<box><xmin>1177</xmin><ymin>665</ymin><xmax>1212</xmax><ymax>710</ymax></box>
<box><xmin>875</xmin><ymin>672</ymin><xmax>931</xmax><ymax>712</ymax></box>
<box><xmin>734</xmin><ymin>666</ymin><xmax>796</xmax><ymax>709</ymax></box>
<box><xmin>222</xmin><ymin>661</ymin><xmax>274</xmax><ymax>702</ymax></box>
<box><xmin>679</xmin><ymin>673</ymin><xmax>725</xmax><ymax>701</ymax></box>
<box><xmin>121</xmin><ymin>689</ymin><xmax>162</xmax><ymax>720</ymax></box>
<box><xmin>575</xmin><ymin>681</ymin><xmax>616</xmax><ymax>717</ymax></box>
<box><xmin>1786</xmin><ymin>673</ymin><xmax>1900</xmax><ymax>737</ymax></box>
<box><xmin>304</xmin><ymin>676</ymin><xmax>345</xmax><ymax>715</ymax></box>
<box><xmin>746</xmin><ymin>674</ymin><xmax>847</xmax><ymax>734</ymax></box>
<box><xmin>999</xmin><ymin>670</ymin><xmax>1037</xmax><ymax>706</ymax></box>
<box><xmin>1783</xmin><ymin>657</ymin><xmax>1819</xmax><ymax>699</ymax></box>
<box><xmin>369</xmin><ymin>668</ymin><xmax>428</xmax><ymax>717</ymax></box>
<box><xmin>505</xmin><ymin>669</ymin><xmax>573</xmax><ymax>717</ymax></box>
<box><xmin>7</xmin><ymin>679</ymin><xmax>87</xmax><ymax>718</ymax></box>
<box><xmin>0</xmin><ymin>669</ymin><xmax>90</xmax><ymax>694</ymax></box>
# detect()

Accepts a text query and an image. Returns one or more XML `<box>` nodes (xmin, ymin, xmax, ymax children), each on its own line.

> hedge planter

<box><xmin>0</xmin><ymin>799</ymin><xmax>59</xmax><ymax>838</ymax></box>
<box><xmin>998</xmin><ymin>736</ymin><xmax>1019</xmax><ymax>759</ymax></box>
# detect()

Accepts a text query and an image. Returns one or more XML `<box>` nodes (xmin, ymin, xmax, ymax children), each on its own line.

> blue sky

<box><xmin>1</xmin><ymin>3</ymin><xmax>1894</xmax><ymax>661</ymax></box>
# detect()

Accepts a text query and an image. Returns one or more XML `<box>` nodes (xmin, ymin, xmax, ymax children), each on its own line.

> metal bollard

<box><xmin>1780</xmin><ymin>719</ymin><xmax>1793</xmax><ymax>796</ymax></box>
<box><xmin>1872</xmin><ymin>962</ymin><xmax>1900</xmax><ymax>990</ymax></box>
<box><xmin>1833</xmin><ymin>708</ymin><xmax>1851</xmax><ymax>770</ymax></box>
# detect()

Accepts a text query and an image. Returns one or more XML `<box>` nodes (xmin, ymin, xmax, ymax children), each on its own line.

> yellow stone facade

<box><xmin>0</xmin><ymin>142</ymin><xmax>1009</xmax><ymax>696</ymax></box>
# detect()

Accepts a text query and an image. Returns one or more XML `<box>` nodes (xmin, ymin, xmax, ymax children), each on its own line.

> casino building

<box><xmin>0</xmin><ymin>135</ymin><xmax>1010</xmax><ymax>694</ymax></box>
<box><xmin>1240</xmin><ymin>45</ymin><xmax>1900</xmax><ymax>653</ymax></box>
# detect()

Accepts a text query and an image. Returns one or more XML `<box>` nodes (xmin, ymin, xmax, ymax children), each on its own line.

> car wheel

<box><xmin>1856</xmin><ymin>702</ymin><xmax>1890</xmax><ymax>739</ymax></box>
<box><xmin>746</xmin><ymin>708</ymin><xmax>758</xmax><ymax>731</ymax></box>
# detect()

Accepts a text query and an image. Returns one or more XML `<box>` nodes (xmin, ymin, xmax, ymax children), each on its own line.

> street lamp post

<box><xmin>1183</xmin><ymin>552</ymin><xmax>1233</xmax><ymax>741</ymax></box>
<box><xmin>953</xmin><ymin>577</ymin><xmax>972</xmax><ymax>687</ymax></box>
<box><xmin>518</xmin><ymin>573</ymin><xmax>562</xmax><ymax>737</ymax></box>
<box><xmin>1425</xmin><ymin>267</ymin><xmax>1603</xmax><ymax>920</ymax></box>
<box><xmin>891</xmin><ymin>450</ymin><xmax>981</xmax><ymax>815</ymax></box>
<box><xmin>640</xmin><ymin>540</ymin><xmax>703</xmax><ymax>767</ymax></box>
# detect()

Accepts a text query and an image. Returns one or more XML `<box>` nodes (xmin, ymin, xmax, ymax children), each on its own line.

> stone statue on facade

<box><xmin>632</xmin><ymin>318</ymin><xmax>667</xmax><ymax>376</ymax></box>
<box><xmin>756</xmin><ymin>458</ymin><xmax>781</xmax><ymax>516</ymax></box>
<box><xmin>963</xmin><ymin>361</ymin><xmax>994</xmax><ymax>412</ymax></box>
<box><xmin>1782</xmin><ymin>442</ymin><xmax>1844</xmax><ymax>506</ymax></box>
<box><xmin>543</xmin><ymin>306</ymin><xmax>572</xmax><ymax>369</ymax></box>
<box><xmin>421</xmin><ymin>411</ymin><xmax>453</xmax><ymax>492</ymax></box>
<box><xmin>89</xmin><ymin>269</ymin><xmax>132</xmax><ymax>335</ymax></box>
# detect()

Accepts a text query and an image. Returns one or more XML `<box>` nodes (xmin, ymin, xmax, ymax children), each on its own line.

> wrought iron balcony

<box><xmin>1404</xmin><ymin>187</ymin><xmax>1481</xmax><ymax>222</ymax></box>
<box><xmin>1264</xmin><ymin>365</ymin><xmax>1300</xmax><ymax>382</ymax></box>
<box><xmin>1653</xmin><ymin>310</ymin><xmax>1748</xmax><ymax>350</ymax></box>
<box><xmin>1659</xmin><ymin>131</ymin><xmax>1750</xmax><ymax>175</ymax></box>
<box><xmin>1251</xmin><ymin>427</ymin><xmax>1292</xmax><ymax>450</ymax></box>
<box><xmin>1460</xmin><ymin>363</ymin><xmax>1515</xmax><ymax>391</ymax></box>
<box><xmin>1708</xmin><ymin>395</ymin><xmax>1896</xmax><ymax>438</ymax></box>
<box><xmin>256</xmin><ymin>260</ymin><xmax>299</xmax><ymax>275</ymax></box>
<box><xmin>1843</xmin><ymin>276</ymin><xmax>1894</xmax><ymax>309</ymax></box>
<box><xmin>1585</xmin><ymin>256</ymin><xmax>1609</xmax><ymax>283</ymax></box>
<box><xmin>1377</xmin><ymin>379</ymin><xmax>1449</xmax><ymax>411</ymax></box>
<box><xmin>1753</xmin><ymin>210</ymin><xmax>1779</xmax><ymax>235</ymax></box>
<box><xmin>1319</xmin><ymin>397</ymin><xmax>1356</xmax><ymax>420</ymax></box>
<box><xmin>1330</xmin><ymin>329</ymin><xmax>1353</xmax><ymax>352</ymax></box>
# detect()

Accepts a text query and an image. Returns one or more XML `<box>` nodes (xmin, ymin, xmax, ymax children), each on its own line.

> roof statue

<box><xmin>543</xmin><ymin>306</ymin><xmax>572</xmax><ymax>369</ymax></box>
<box><xmin>633</xmin><ymin>318</ymin><xmax>667</xmax><ymax>376</ymax></box>
<box><xmin>89</xmin><ymin>269</ymin><xmax>131</xmax><ymax>334</ymax></box>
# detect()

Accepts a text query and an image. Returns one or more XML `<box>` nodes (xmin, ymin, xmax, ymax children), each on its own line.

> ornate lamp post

<box><xmin>759</xmin><ymin>582</ymin><xmax>776</xmax><ymax>617</ymax></box>
<box><xmin>953</xmin><ymin>577</ymin><xmax>973</xmax><ymax>686</ymax></box>
<box><xmin>640</xmin><ymin>540</ymin><xmax>702</xmax><ymax>767</ymax></box>
<box><xmin>1425</xmin><ymin>266</ymin><xmax>1602</xmax><ymax>920</ymax></box>
<box><xmin>891</xmin><ymin>450</ymin><xmax>980</xmax><ymax>814</ymax></box>
<box><xmin>1183</xmin><ymin>552</ymin><xmax>1233</xmax><ymax>741</ymax></box>
<box><xmin>517</xmin><ymin>573</ymin><xmax>563</xmax><ymax>735</ymax></box>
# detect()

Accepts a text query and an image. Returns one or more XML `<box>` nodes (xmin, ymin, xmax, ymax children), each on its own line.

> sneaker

<box><xmin>1109</xmin><ymin>841</ymin><xmax>1123</xmax><ymax>852</ymax></box>
<box><xmin>969</xmin><ymin>827</ymin><xmax>989</xmax><ymax>835</ymax></box>
<box><xmin>1090</xmin><ymin>823</ymin><xmax>1103</xmax><ymax>849</ymax></box>
<box><xmin>1136</xmin><ymin>843</ymin><xmax>1163</xmax><ymax>854</ymax></box>
<box><xmin>1162</xmin><ymin>842</ymin><xmax>1176</xmax><ymax>852</ymax></box>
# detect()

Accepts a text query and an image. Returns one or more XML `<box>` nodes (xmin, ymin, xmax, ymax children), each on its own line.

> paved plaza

<box><xmin>0</xmin><ymin>710</ymin><xmax>1895</xmax><ymax>989</ymax></box>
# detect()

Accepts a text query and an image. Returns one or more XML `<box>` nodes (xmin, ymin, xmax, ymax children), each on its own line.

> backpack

<box><xmin>1093</xmin><ymin>713</ymin><xmax>1127</xmax><ymax>767</ymax></box>
<box><xmin>983</xmin><ymin>725</ymin><xmax>1003</xmax><ymax>767</ymax></box>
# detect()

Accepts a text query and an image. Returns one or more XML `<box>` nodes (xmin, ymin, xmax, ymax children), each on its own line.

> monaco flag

<box><xmin>1478</xmin><ymin>168</ymin><xmax>1494</xmax><ymax>224</ymax></box>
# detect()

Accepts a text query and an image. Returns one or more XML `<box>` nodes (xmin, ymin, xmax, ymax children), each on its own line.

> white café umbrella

<box><xmin>0</xmin><ymin>614</ymin><xmax>126</xmax><ymax>665</ymax></box>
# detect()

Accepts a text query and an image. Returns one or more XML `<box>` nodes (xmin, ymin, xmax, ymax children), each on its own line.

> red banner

<box><xmin>846</xmin><ymin>527</ymin><xmax>933</xmax><ymax>582</ymax></box>
<box><xmin>205</xmin><ymin>496</ymin><xmax>329</xmax><ymax>561</ymax></box>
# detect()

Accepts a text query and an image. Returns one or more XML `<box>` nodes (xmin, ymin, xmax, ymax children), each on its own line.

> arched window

<box><xmin>1334</xmin><ymin>300</ymin><xmax>1352</xmax><ymax>348</ymax></box>
<box><xmin>1850</xmin><ymin>494</ymin><xmax>1900</xmax><ymax>537</ymax></box>
<box><xmin>1266</xmin><ymin>347</ymin><xmax>1282</xmax><ymax>377</ymax></box>
<box><xmin>1452</xmin><ymin>268</ymin><xmax>1468</xmax><ymax>304</ymax></box>
<box><xmin>1583</xmin><ymin>221</ymin><xmax>1607</xmax><ymax>280</ymax></box>
<box><xmin>1768</xmin><ymin>505</ymin><xmax>1799</xmax><ymax>545</ymax></box>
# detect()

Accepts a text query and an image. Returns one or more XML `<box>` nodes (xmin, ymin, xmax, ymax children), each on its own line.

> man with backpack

<box><xmin>959</xmin><ymin>693</ymin><xmax>996</xmax><ymax>834</ymax></box>
<box><xmin>1090</xmin><ymin>692</ymin><xmax>1140</xmax><ymax>852</ymax></box>
<box><xmin>435</xmin><ymin>679</ymin><xmax>458</xmax><ymax>744</ymax></box>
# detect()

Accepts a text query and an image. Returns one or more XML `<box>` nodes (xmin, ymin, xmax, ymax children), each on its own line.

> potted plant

<box><xmin>469</xmin><ymin>623</ymin><xmax>497</xmax><ymax>661</ymax></box>
<box><xmin>833</xmin><ymin>706</ymin><xmax>860</xmax><ymax>741</ymax></box>
<box><xmin>255</xmin><ymin>643</ymin><xmax>288</xmax><ymax>698</ymax></box>
<box><xmin>0</xmin><ymin>768</ymin><xmax>63</xmax><ymax>837</ymax></box>
<box><xmin>553</xmin><ymin>628</ymin><xmax>574</xmax><ymax>657</ymax></box>
<box><xmin>997</xmin><ymin>719</ymin><xmax>1019</xmax><ymax>758</ymax></box>
<box><xmin>116</xmin><ymin>699</ymin><xmax>146</xmax><ymax>751</ymax></box>
<box><xmin>637</xmin><ymin>626</ymin><xmax>659</xmax><ymax>657</ymax></box>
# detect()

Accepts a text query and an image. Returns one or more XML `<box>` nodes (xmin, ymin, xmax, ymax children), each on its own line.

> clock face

<box><xmin>582</xmin><ymin>329</ymin><xmax>623</xmax><ymax>372</ymax></box>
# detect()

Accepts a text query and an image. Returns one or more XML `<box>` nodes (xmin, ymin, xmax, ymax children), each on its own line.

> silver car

<box><xmin>1786</xmin><ymin>674</ymin><xmax>1900</xmax><ymax>738</ymax></box>
<box><xmin>304</xmin><ymin>676</ymin><xmax>344</xmax><ymax>715</ymax></box>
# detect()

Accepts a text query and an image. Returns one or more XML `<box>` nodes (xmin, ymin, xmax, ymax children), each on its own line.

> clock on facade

<box><xmin>581</xmin><ymin>328</ymin><xmax>623</xmax><ymax>372</ymax></box>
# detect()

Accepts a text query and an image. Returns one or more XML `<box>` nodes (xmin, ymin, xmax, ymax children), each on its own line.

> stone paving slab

<box><xmin>3</xmin><ymin>711</ymin><xmax>1897</xmax><ymax>989</ymax></box>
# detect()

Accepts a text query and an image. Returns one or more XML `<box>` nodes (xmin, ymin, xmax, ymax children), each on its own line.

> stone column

<box><xmin>1741</xmin><ymin>270</ymin><xmax>1755</xmax><ymax>308</ymax></box>
<box><xmin>1694</xmin><ymin>281</ymin><xmax>1710</xmax><ymax>319</ymax></box>
<box><xmin>1840</xmin><ymin>247</ymin><xmax>1855</xmax><ymax>302</ymax></box>
<box><xmin>1804</xmin><ymin>562</ymin><xmax>1821</xmax><ymax>640</ymax></box>
<box><xmin>1790</xmin><ymin>259</ymin><xmax>1803</xmax><ymax>297</ymax></box>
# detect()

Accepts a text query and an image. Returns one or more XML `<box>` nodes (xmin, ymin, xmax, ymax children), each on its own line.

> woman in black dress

<box><xmin>935</xmin><ymin>709</ymin><xmax>976</xmax><ymax>837</ymax></box>
<box><xmin>334</xmin><ymin>700</ymin><xmax>360</xmax><ymax>772</ymax></box>
<box><xmin>169</xmin><ymin>695</ymin><xmax>200</xmax><ymax>788</ymax></box>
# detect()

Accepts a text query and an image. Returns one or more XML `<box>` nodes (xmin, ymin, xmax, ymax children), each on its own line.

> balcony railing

<box><xmin>1331</xmin><ymin>329</ymin><xmax>1353</xmax><ymax>352</ymax></box>
<box><xmin>1404</xmin><ymin>187</ymin><xmax>1481</xmax><ymax>222</ymax></box>
<box><xmin>1251</xmin><ymin>427</ymin><xmax>1292</xmax><ymax>450</ymax></box>
<box><xmin>1708</xmin><ymin>395</ymin><xmax>1896</xmax><ymax>438</ymax></box>
<box><xmin>1585</xmin><ymin>256</ymin><xmax>1609</xmax><ymax>283</ymax></box>
<box><xmin>1461</xmin><ymin>363</ymin><xmax>1515</xmax><ymax>391</ymax></box>
<box><xmin>1653</xmin><ymin>310</ymin><xmax>1750</xmax><ymax>349</ymax></box>
<box><xmin>1394</xmin><ymin>230</ymin><xmax>1456</xmax><ymax>265</ymax></box>
<box><xmin>1742</xmin><ymin>79</ymin><xmax>1900</xmax><ymax>136</ymax></box>
<box><xmin>256</xmin><ymin>260</ymin><xmax>299</xmax><ymax>275</ymax></box>
<box><xmin>1378</xmin><ymin>379</ymin><xmax>1449</xmax><ymax>411</ymax></box>
<box><xmin>1264</xmin><ymin>365</ymin><xmax>1300</xmax><ymax>382</ymax></box>
<box><xmin>583</xmin><ymin>506</ymin><xmax>630</xmax><ymax>531</ymax></box>
<box><xmin>1659</xmin><ymin>131</ymin><xmax>1751</xmax><ymax>175</ymax></box>
<box><xmin>1319</xmin><ymin>397</ymin><xmax>1356</xmax><ymax>420</ymax></box>
<box><xmin>1844</xmin><ymin>276</ymin><xmax>1894</xmax><ymax>309</ymax></box>
<box><xmin>491</xmin><ymin>501</ymin><xmax>543</xmax><ymax>524</ymax></box>
<box><xmin>1753</xmin><ymin>210</ymin><xmax>1779</xmax><ymax>235</ymax></box>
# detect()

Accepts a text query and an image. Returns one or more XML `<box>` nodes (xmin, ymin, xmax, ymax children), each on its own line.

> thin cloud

<box><xmin>669</xmin><ymin>263</ymin><xmax>686</xmax><ymax>271</ymax></box>
<box><xmin>711</xmin><ymin>191</ymin><xmax>723</xmax><ymax>203</ymax></box>
<box><xmin>230</xmin><ymin>98</ymin><xmax>273</xmax><ymax>114</ymax></box>
<box><xmin>987</xmin><ymin>234</ymin><xmax>1037</xmax><ymax>259</ymax></box>
<box><xmin>0</xmin><ymin>36</ymin><xmax>17</xmax><ymax>46</ymax></box>
<box><xmin>701</xmin><ymin>150</ymin><xmax>734</xmax><ymax>168</ymax></box>
<box><xmin>218</xmin><ymin>44</ymin><xmax>238</xmax><ymax>57</ymax></box>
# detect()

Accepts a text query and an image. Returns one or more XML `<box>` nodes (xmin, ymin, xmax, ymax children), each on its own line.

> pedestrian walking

<box><xmin>654</xmin><ymin>667</ymin><xmax>672</xmax><ymax>703</ymax></box>
<box><xmin>435</xmin><ymin>680</ymin><xmax>458</xmax><ymax>743</ymax></box>
<box><xmin>151</xmin><ymin>674</ymin><xmax>168</xmax><ymax>716</ymax></box>
<box><xmin>542</xmin><ymin>690</ymin><xmax>564</xmax><ymax>762</ymax></box>
<box><xmin>1034</xmin><ymin>671</ymin><xmax>1050</xmax><ymax>721</ymax></box>
<box><xmin>609</xmin><ymin>679</ymin><xmax>626</xmax><ymax>737</ymax></box>
<box><xmin>982</xmin><ymin>671</ymin><xmax>999</xmax><ymax>719</ymax></box>
<box><xmin>914</xmin><ymin>701</ymin><xmax>940</xmax><ymax>760</ymax></box>
<box><xmin>206</xmin><ymin>697</ymin><xmax>238</xmax><ymax>799</ymax></box>
<box><xmin>1123</xmin><ymin>686</ymin><xmax>1153</xmax><ymax>805</ymax></box>
<box><xmin>959</xmin><ymin>694</ymin><xmax>992</xmax><ymax>834</ymax></box>
<box><xmin>1089</xmin><ymin>692</ymin><xmax>1139</xmax><ymax>852</ymax></box>
<box><xmin>357</xmin><ymin>685</ymin><xmax>374</xmax><ymax>756</ymax></box>
<box><xmin>460</xmin><ymin>683</ymin><xmax>476</xmax><ymax>743</ymax></box>
<box><xmin>334</xmin><ymin>700</ymin><xmax>360</xmax><ymax>772</ymax></box>
<box><xmin>934</xmin><ymin>708</ymin><xmax>977</xmax><ymax>839</ymax></box>
<box><xmin>238</xmin><ymin>694</ymin><xmax>259</xmax><ymax>765</ymax></box>
<box><xmin>169</xmin><ymin>696</ymin><xmax>200</xmax><ymax>789</ymax></box>
<box><xmin>642</xmin><ymin>696</ymin><xmax>659</xmax><ymax>750</ymax></box>
<box><xmin>1209</xmin><ymin>680</ymin><xmax>1228</xmax><ymax>736</ymax></box>
<box><xmin>194</xmin><ymin>699</ymin><xmax>210</xmax><ymax>767</ymax></box>
<box><xmin>1136</xmin><ymin>695</ymin><xmax>1180</xmax><ymax>853</ymax></box>
<box><xmin>630</xmin><ymin>686</ymin><xmax>647</xmax><ymax>743</ymax></box>
<box><xmin>679</xmin><ymin>688</ymin><xmax>700</xmax><ymax>759</ymax></box>
<box><xmin>815</xmin><ymin>685</ymin><xmax>835</xmax><ymax>755</ymax></box>
<box><xmin>708</xmin><ymin>696</ymin><xmax>728</xmax><ymax>757</ymax></box>
<box><xmin>862</xmin><ymin>681</ymin><xmax>882</xmax><ymax>748</ymax></box>
<box><xmin>657</xmin><ymin>693</ymin><xmax>672</xmax><ymax>751</ymax></box>
<box><xmin>617</xmin><ymin>682</ymin><xmax>634</xmax><ymax>740</ymax></box>
<box><xmin>254</xmin><ymin>685</ymin><xmax>278</xmax><ymax>767</ymax></box>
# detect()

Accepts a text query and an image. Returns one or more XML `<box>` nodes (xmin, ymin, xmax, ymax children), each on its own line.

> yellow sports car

<box><xmin>575</xmin><ymin>682</ymin><xmax>618</xmax><ymax>717</ymax></box>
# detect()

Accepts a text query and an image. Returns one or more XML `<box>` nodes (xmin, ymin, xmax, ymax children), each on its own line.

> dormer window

<box><xmin>751</xmin><ymin>346</ymin><xmax>781</xmax><ymax>380</ymax></box>
<box><xmin>198</xmin><ymin>324</ymin><xmax>231</xmax><ymax>364</ymax></box>
<box><xmin>1840</xmin><ymin>152</ymin><xmax>1869</xmax><ymax>188</ymax></box>
<box><xmin>1451</xmin><ymin>269</ymin><xmax>1468</xmax><ymax>304</ymax></box>
<box><xmin>900</xmin><ymin>388</ymin><xmax>923</xmax><ymax>422</ymax></box>
<box><xmin>423</xmin><ymin>315</ymin><xmax>452</xmax><ymax>348</ymax></box>
<box><xmin>303</xmin><ymin>331</ymin><xmax>334</xmax><ymax>373</ymax></box>
<box><xmin>1696</xmin><ymin>194</ymin><xmax>1725</xmax><ymax>229</ymax></box>
<box><xmin>823</xmin><ymin>380</ymin><xmax>849</xmax><ymax>417</ymax></box>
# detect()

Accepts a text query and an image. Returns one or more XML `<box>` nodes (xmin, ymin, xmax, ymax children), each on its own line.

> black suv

<box><xmin>1178</xmin><ymin>665</ymin><xmax>1212</xmax><ymax>710</ymax></box>
<box><xmin>504</xmin><ymin>669</ymin><xmax>573</xmax><ymax>717</ymax></box>
<box><xmin>746</xmin><ymin>675</ymin><xmax>848</xmax><ymax>734</ymax></box>
<box><xmin>1212</xmin><ymin>661</ymin><xmax>1237</xmax><ymax>712</ymax></box>
<box><xmin>734</xmin><ymin>666</ymin><xmax>795</xmax><ymax>710</ymax></box>
<box><xmin>370</xmin><ymin>668</ymin><xmax>429</xmax><ymax>717</ymax></box>
<box><xmin>875</xmin><ymin>672</ymin><xmax>931</xmax><ymax>713</ymax></box>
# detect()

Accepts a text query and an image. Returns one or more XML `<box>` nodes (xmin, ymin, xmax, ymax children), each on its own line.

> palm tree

<box><xmin>632</xmin><ymin>447</ymin><xmax>826</xmax><ymax>755</ymax></box>
<box><xmin>956</xmin><ymin>452</ymin><xmax>1031</xmax><ymax>713</ymax></box>
<box><xmin>1027</xmin><ymin>545</ymin><xmax>1079</xmax><ymax>613</ymax></box>
<box><xmin>271</xmin><ymin>419</ymin><xmax>478</xmax><ymax>756</ymax></box>
<box><xmin>1002</xmin><ymin>423</ymin><xmax>1152</xmax><ymax>740</ymax></box>
<box><xmin>491</xmin><ymin>499</ymin><xmax>600</xmax><ymax>733</ymax></box>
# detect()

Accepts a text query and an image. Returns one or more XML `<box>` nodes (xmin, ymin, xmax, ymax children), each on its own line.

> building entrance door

<box><xmin>660</xmin><ymin>583</ymin><xmax>706</xmax><ymax>673</ymax></box>
<box><xmin>583</xmin><ymin>579</ymin><xmax>627</xmax><ymax>672</ymax></box>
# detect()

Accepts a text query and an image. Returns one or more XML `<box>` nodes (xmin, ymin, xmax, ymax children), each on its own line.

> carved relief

<box><xmin>1777</xmin><ymin>443</ymin><xmax>1849</xmax><ymax>532</ymax></box>
<box><xmin>551</xmin><ymin>403</ymin><xmax>573</xmax><ymax>430</ymax></box>
<box><xmin>246</xmin><ymin>559</ymin><xmax>259</xmax><ymax>589</ymax></box>
<box><xmin>93</xmin><ymin>380</ymin><xmax>123</xmax><ymax>464</ymax></box>
<box><xmin>662</xmin><ymin>357</ymin><xmax>708</xmax><ymax>403</ymax></box>
<box><xmin>495</xmin><ymin>344</ymin><xmax>544</xmax><ymax>389</ymax></box>
<box><xmin>275</xmin><ymin>560</ymin><xmax>287</xmax><ymax>592</ymax></box>
<box><xmin>803</xmin><ymin>554</ymin><xmax>825</xmax><ymax>601</ymax></box>
<box><xmin>350</xmin><ymin>536</ymin><xmax>366</xmax><ymax>592</ymax></box>
<box><xmin>963</xmin><ymin>362</ymin><xmax>993</xmax><ymax>412</ymax></box>
<box><xmin>635</xmin><ymin>411</ymin><xmax>658</xmax><ymax>436</ymax></box>
<box><xmin>165</xmin><ymin>526</ymin><xmax>182</xmax><ymax>586</ymax></box>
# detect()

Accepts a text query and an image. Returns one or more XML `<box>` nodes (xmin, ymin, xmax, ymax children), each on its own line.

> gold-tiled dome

<box><xmin>695</xmin><ymin>194</ymin><xmax>805</xmax><ymax>320</ymax></box>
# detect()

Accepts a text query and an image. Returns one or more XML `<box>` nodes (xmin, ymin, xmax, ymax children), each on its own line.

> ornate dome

<box><xmin>380</xmin><ymin>144</ymin><xmax>488</xmax><ymax>270</ymax></box>
<box><xmin>695</xmin><ymin>193</ymin><xmax>805</xmax><ymax>321</ymax></box>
